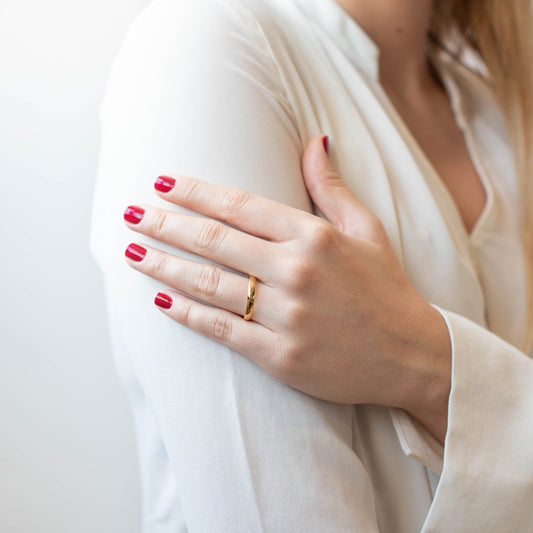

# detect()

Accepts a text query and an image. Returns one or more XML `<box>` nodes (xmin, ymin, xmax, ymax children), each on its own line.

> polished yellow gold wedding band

<box><xmin>243</xmin><ymin>275</ymin><xmax>257</xmax><ymax>321</ymax></box>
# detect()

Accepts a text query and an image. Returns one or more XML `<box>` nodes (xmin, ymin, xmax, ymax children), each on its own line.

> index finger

<box><xmin>153</xmin><ymin>174</ymin><xmax>311</xmax><ymax>241</ymax></box>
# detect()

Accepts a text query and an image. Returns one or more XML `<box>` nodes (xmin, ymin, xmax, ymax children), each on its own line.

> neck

<box><xmin>334</xmin><ymin>0</ymin><xmax>438</xmax><ymax>97</ymax></box>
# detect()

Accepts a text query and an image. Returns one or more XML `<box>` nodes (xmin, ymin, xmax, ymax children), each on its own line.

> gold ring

<box><xmin>243</xmin><ymin>275</ymin><xmax>257</xmax><ymax>321</ymax></box>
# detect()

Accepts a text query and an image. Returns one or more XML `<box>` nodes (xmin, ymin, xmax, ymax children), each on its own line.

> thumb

<box><xmin>302</xmin><ymin>134</ymin><xmax>387</xmax><ymax>244</ymax></box>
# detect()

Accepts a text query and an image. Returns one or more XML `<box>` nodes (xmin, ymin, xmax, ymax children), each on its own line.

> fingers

<box><xmin>152</xmin><ymin>288</ymin><xmax>280</xmax><ymax>376</ymax></box>
<box><xmin>302</xmin><ymin>135</ymin><xmax>389</xmax><ymax>245</ymax></box>
<box><xmin>123</xmin><ymin>204</ymin><xmax>286</xmax><ymax>282</ymax></box>
<box><xmin>124</xmin><ymin>241</ymin><xmax>280</xmax><ymax>329</ymax></box>
<box><xmin>153</xmin><ymin>174</ymin><xmax>311</xmax><ymax>241</ymax></box>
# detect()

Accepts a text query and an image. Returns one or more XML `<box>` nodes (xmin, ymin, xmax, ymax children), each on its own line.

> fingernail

<box><xmin>322</xmin><ymin>135</ymin><xmax>329</xmax><ymax>155</ymax></box>
<box><xmin>154</xmin><ymin>175</ymin><xmax>176</xmax><ymax>193</ymax></box>
<box><xmin>125</xmin><ymin>243</ymin><xmax>146</xmax><ymax>262</ymax></box>
<box><xmin>155</xmin><ymin>292</ymin><xmax>173</xmax><ymax>309</ymax></box>
<box><xmin>124</xmin><ymin>205</ymin><xmax>145</xmax><ymax>224</ymax></box>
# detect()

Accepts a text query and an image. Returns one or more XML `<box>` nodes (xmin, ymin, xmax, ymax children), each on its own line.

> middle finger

<box><xmin>123</xmin><ymin>204</ymin><xmax>284</xmax><ymax>282</ymax></box>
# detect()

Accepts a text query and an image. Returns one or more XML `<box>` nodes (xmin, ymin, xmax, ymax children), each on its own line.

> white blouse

<box><xmin>89</xmin><ymin>0</ymin><xmax>533</xmax><ymax>531</ymax></box>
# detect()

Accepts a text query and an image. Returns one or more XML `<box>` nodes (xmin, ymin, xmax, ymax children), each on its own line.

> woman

<box><xmin>89</xmin><ymin>0</ymin><xmax>533</xmax><ymax>530</ymax></box>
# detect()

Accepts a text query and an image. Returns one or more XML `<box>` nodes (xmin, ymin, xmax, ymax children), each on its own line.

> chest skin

<box><xmin>381</xmin><ymin>72</ymin><xmax>488</xmax><ymax>237</ymax></box>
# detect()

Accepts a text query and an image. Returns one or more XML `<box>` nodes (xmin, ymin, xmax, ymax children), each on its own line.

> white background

<box><xmin>0</xmin><ymin>1</ymin><xmax>153</xmax><ymax>531</ymax></box>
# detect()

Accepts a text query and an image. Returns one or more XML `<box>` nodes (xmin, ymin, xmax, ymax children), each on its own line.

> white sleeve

<box><xmin>89</xmin><ymin>0</ymin><xmax>381</xmax><ymax>531</ymax></box>
<box><xmin>392</xmin><ymin>299</ymin><xmax>533</xmax><ymax>530</ymax></box>
<box><xmin>419</xmin><ymin>305</ymin><xmax>533</xmax><ymax>531</ymax></box>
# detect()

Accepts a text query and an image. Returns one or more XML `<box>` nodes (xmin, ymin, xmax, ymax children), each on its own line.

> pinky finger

<box><xmin>154</xmin><ymin>289</ymin><xmax>278</xmax><ymax>373</ymax></box>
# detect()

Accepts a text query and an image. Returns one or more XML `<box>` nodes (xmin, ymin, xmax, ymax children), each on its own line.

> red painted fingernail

<box><xmin>154</xmin><ymin>292</ymin><xmax>173</xmax><ymax>309</ymax></box>
<box><xmin>124</xmin><ymin>205</ymin><xmax>145</xmax><ymax>224</ymax></box>
<box><xmin>322</xmin><ymin>135</ymin><xmax>329</xmax><ymax>155</ymax></box>
<box><xmin>154</xmin><ymin>175</ymin><xmax>176</xmax><ymax>193</ymax></box>
<box><xmin>125</xmin><ymin>243</ymin><xmax>146</xmax><ymax>262</ymax></box>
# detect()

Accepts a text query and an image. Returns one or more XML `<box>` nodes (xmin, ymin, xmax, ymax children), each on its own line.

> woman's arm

<box><xmin>89</xmin><ymin>0</ymin><xmax>380</xmax><ymax>530</ymax></box>
<box><xmin>419</xmin><ymin>307</ymin><xmax>533</xmax><ymax>531</ymax></box>
<box><xmin>305</xmin><ymin>149</ymin><xmax>533</xmax><ymax>529</ymax></box>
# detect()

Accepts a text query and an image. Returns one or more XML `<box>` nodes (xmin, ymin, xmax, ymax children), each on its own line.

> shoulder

<box><xmin>115</xmin><ymin>0</ymin><xmax>299</xmax><ymax>57</ymax></box>
<box><xmin>101</xmin><ymin>0</ymin><xmax>305</xmax><ymax>121</ymax></box>
<box><xmin>105</xmin><ymin>0</ymin><xmax>302</xmax><ymax>91</ymax></box>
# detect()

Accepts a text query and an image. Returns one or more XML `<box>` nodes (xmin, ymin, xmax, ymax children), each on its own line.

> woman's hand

<box><xmin>122</xmin><ymin>134</ymin><xmax>452</xmax><ymax>444</ymax></box>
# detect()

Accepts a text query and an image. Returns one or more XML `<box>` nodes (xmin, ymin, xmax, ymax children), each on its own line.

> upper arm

<box><xmin>89</xmin><ymin>0</ymin><xmax>311</xmax><ymax>278</ymax></box>
<box><xmin>88</xmin><ymin>3</ymin><xmax>382</xmax><ymax>530</ymax></box>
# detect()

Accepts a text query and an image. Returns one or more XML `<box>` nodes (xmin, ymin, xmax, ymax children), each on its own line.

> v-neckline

<box><xmin>372</xmin><ymin>48</ymin><xmax>495</xmax><ymax>248</ymax></box>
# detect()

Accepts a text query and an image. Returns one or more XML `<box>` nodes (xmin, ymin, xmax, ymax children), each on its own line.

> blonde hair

<box><xmin>428</xmin><ymin>0</ymin><xmax>533</xmax><ymax>353</ymax></box>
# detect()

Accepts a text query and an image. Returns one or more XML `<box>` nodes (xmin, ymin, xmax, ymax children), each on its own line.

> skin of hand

<box><xmin>122</xmin><ymin>134</ymin><xmax>452</xmax><ymax>445</ymax></box>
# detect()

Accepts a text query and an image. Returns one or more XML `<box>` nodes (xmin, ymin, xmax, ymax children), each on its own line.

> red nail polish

<box><xmin>322</xmin><ymin>135</ymin><xmax>329</xmax><ymax>155</ymax></box>
<box><xmin>125</xmin><ymin>243</ymin><xmax>146</xmax><ymax>262</ymax></box>
<box><xmin>124</xmin><ymin>205</ymin><xmax>145</xmax><ymax>224</ymax></box>
<box><xmin>154</xmin><ymin>175</ymin><xmax>176</xmax><ymax>193</ymax></box>
<box><xmin>155</xmin><ymin>292</ymin><xmax>173</xmax><ymax>309</ymax></box>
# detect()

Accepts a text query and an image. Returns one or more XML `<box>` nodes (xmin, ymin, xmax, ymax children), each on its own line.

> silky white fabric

<box><xmin>88</xmin><ymin>0</ymin><xmax>533</xmax><ymax>531</ymax></box>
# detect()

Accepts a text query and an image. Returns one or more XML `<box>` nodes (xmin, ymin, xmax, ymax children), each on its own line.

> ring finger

<box><xmin>124</xmin><ymin>241</ymin><xmax>279</xmax><ymax>329</ymax></box>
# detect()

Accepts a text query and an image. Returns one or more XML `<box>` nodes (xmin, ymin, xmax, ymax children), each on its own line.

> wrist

<box><xmin>397</xmin><ymin>301</ymin><xmax>452</xmax><ymax>444</ymax></box>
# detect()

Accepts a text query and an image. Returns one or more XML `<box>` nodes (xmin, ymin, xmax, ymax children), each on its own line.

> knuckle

<box><xmin>194</xmin><ymin>265</ymin><xmax>221</xmax><ymax>297</ymax></box>
<box><xmin>152</xmin><ymin>210</ymin><xmax>169</xmax><ymax>239</ymax></box>
<box><xmin>221</xmin><ymin>189</ymin><xmax>252</xmax><ymax>217</ymax></box>
<box><xmin>308</xmin><ymin>219</ymin><xmax>336</xmax><ymax>250</ymax></box>
<box><xmin>195</xmin><ymin>220</ymin><xmax>227</xmax><ymax>253</ymax></box>
<box><xmin>268</xmin><ymin>334</ymin><xmax>287</xmax><ymax>367</ymax></box>
<box><xmin>369</xmin><ymin>217</ymin><xmax>389</xmax><ymax>244</ymax></box>
<box><xmin>178</xmin><ymin>301</ymin><xmax>194</xmax><ymax>325</ymax></box>
<box><xmin>322</xmin><ymin>169</ymin><xmax>343</xmax><ymax>186</ymax></box>
<box><xmin>285</xmin><ymin>256</ymin><xmax>317</xmax><ymax>292</ymax></box>
<box><xmin>346</xmin><ymin>214</ymin><xmax>387</xmax><ymax>243</ymax></box>
<box><xmin>361</xmin><ymin>212</ymin><xmax>383</xmax><ymax>234</ymax></box>
<box><xmin>275</xmin><ymin>339</ymin><xmax>304</xmax><ymax>382</ymax></box>
<box><xmin>368</xmin><ymin>212</ymin><xmax>383</xmax><ymax>229</ymax></box>
<box><xmin>282</xmin><ymin>299</ymin><xmax>309</xmax><ymax>329</ymax></box>
<box><xmin>152</xmin><ymin>252</ymin><xmax>169</xmax><ymax>278</ymax></box>
<box><xmin>209</xmin><ymin>312</ymin><xmax>232</xmax><ymax>342</ymax></box>
<box><xmin>181</xmin><ymin>179</ymin><xmax>202</xmax><ymax>205</ymax></box>
<box><xmin>311</xmin><ymin>170</ymin><xmax>340</xmax><ymax>194</ymax></box>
